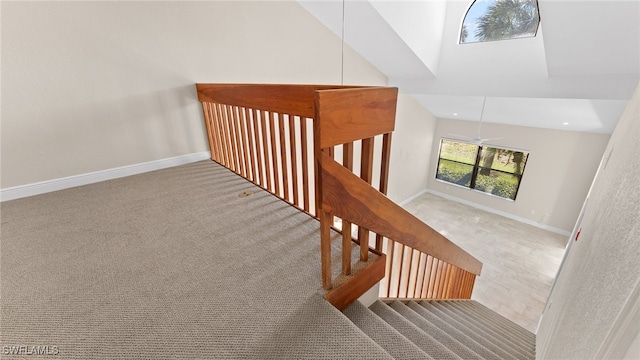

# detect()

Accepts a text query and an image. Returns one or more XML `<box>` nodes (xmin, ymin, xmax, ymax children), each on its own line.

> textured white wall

<box><xmin>426</xmin><ymin>118</ymin><xmax>609</xmax><ymax>233</ymax></box>
<box><xmin>536</xmin><ymin>81</ymin><xmax>640</xmax><ymax>358</ymax></box>
<box><xmin>0</xmin><ymin>1</ymin><xmax>389</xmax><ymax>189</ymax></box>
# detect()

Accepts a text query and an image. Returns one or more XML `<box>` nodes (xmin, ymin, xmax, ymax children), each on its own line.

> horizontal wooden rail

<box><xmin>197</xmin><ymin>84</ymin><xmax>363</xmax><ymax>119</ymax></box>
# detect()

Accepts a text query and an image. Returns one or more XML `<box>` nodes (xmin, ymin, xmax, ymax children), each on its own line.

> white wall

<box><xmin>536</xmin><ymin>82</ymin><xmax>640</xmax><ymax>359</ymax></box>
<box><xmin>426</xmin><ymin>118</ymin><xmax>609</xmax><ymax>233</ymax></box>
<box><xmin>387</xmin><ymin>94</ymin><xmax>437</xmax><ymax>203</ymax></box>
<box><xmin>369</xmin><ymin>1</ymin><xmax>447</xmax><ymax>75</ymax></box>
<box><xmin>0</xmin><ymin>1</ymin><xmax>390</xmax><ymax>190</ymax></box>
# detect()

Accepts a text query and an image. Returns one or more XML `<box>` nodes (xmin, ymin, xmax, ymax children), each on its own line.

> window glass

<box><xmin>461</xmin><ymin>0</ymin><xmax>540</xmax><ymax>44</ymax></box>
<box><xmin>437</xmin><ymin>160</ymin><xmax>474</xmax><ymax>187</ymax></box>
<box><xmin>439</xmin><ymin>140</ymin><xmax>478</xmax><ymax>165</ymax></box>
<box><xmin>435</xmin><ymin>139</ymin><xmax>529</xmax><ymax>200</ymax></box>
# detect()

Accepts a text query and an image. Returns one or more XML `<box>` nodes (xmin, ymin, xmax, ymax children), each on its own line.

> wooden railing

<box><xmin>196</xmin><ymin>84</ymin><xmax>482</xmax><ymax>310</ymax></box>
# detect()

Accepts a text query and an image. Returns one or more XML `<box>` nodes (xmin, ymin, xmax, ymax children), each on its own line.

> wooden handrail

<box><xmin>320</xmin><ymin>152</ymin><xmax>482</xmax><ymax>275</ymax></box>
<box><xmin>196</xmin><ymin>83</ymin><xmax>482</xmax><ymax>308</ymax></box>
<box><xmin>197</xmin><ymin>84</ymin><xmax>363</xmax><ymax>118</ymax></box>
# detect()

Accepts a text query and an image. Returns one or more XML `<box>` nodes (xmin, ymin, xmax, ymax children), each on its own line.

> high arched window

<box><xmin>461</xmin><ymin>0</ymin><xmax>540</xmax><ymax>44</ymax></box>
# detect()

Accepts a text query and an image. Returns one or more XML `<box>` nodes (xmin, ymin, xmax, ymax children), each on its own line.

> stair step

<box><xmin>432</xmin><ymin>300</ymin><xmax>536</xmax><ymax>352</ymax></box>
<box><xmin>369</xmin><ymin>301</ymin><xmax>463</xmax><ymax>360</ymax></box>
<box><xmin>344</xmin><ymin>301</ymin><xmax>433</xmax><ymax>360</ymax></box>
<box><xmin>454</xmin><ymin>300</ymin><xmax>536</xmax><ymax>343</ymax></box>
<box><xmin>389</xmin><ymin>301</ymin><xmax>483</xmax><ymax>360</ymax></box>
<box><xmin>406</xmin><ymin>301</ymin><xmax>505</xmax><ymax>360</ymax></box>
<box><xmin>420</xmin><ymin>301</ymin><xmax>532</xmax><ymax>360</ymax></box>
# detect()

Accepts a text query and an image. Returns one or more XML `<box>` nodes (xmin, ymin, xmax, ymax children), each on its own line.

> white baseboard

<box><xmin>419</xmin><ymin>189</ymin><xmax>572</xmax><ymax>237</ymax></box>
<box><xmin>398</xmin><ymin>188</ymin><xmax>429</xmax><ymax>207</ymax></box>
<box><xmin>1</xmin><ymin>152</ymin><xmax>211</xmax><ymax>202</ymax></box>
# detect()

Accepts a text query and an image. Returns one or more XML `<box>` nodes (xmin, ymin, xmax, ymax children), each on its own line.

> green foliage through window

<box><xmin>436</xmin><ymin>139</ymin><xmax>529</xmax><ymax>200</ymax></box>
<box><xmin>460</xmin><ymin>0</ymin><xmax>540</xmax><ymax>44</ymax></box>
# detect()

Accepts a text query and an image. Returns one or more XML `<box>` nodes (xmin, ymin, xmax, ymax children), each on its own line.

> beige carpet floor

<box><xmin>0</xmin><ymin>161</ymin><xmax>390</xmax><ymax>359</ymax></box>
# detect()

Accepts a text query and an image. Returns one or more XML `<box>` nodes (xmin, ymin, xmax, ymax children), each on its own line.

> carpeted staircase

<box><xmin>344</xmin><ymin>299</ymin><xmax>536</xmax><ymax>360</ymax></box>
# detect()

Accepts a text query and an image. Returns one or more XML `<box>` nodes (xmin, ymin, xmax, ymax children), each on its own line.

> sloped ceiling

<box><xmin>299</xmin><ymin>0</ymin><xmax>639</xmax><ymax>134</ymax></box>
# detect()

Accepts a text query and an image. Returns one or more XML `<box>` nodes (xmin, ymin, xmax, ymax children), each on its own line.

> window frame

<box><xmin>435</xmin><ymin>138</ymin><xmax>529</xmax><ymax>201</ymax></box>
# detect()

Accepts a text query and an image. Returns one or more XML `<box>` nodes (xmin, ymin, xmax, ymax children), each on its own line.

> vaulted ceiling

<box><xmin>299</xmin><ymin>0</ymin><xmax>640</xmax><ymax>134</ymax></box>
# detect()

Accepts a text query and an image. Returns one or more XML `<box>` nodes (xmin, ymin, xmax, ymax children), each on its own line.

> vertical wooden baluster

<box><xmin>375</xmin><ymin>133</ymin><xmax>392</xmax><ymax>251</ymax></box>
<box><xmin>359</xmin><ymin>137</ymin><xmax>375</xmax><ymax>261</ymax></box>
<box><xmin>422</xmin><ymin>255</ymin><xmax>433</xmax><ymax>298</ymax></box>
<box><xmin>447</xmin><ymin>266</ymin><xmax>457</xmax><ymax>298</ymax></box>
<box><xmin>400</xmin><ymin>247</ymin><xmax>414</xmax><ymax>298</ymax></box>
<box><xmin>405</xmin><ymin>248</ymin><xmax>416</xmax><ymax>298</ymax></box>
<box><xmin>239</xmin><ymin>107</ymin><xmax>251</xmax><ymax>180</ymax></box>
<box><xmin>450</xmin><ymin>267</ymin><xmax>459</xmax><ymax>298</ymax></box>
<box><xmin>269</xmin><ymin>112</ymin><xmax>280</xmax><ymax>196</ymax></box>
<box><xmin>424</xmin><ymin>256</ymin><xmax>432</xmax><ymax>298</ymax></box>
<box><xmin>468</xmin><ymin>274</ymin><xmax>476</xmax><ymax>299</ymax></box>
<box><xmin>225</xmin><ymin>105</ymin><xmax>237</xmax><ymax>172</ymax></box>
<box><xmin>341</xmin><ymin>142</ymin><xmax>354</xmax><ymax>275</ymax></box>
<box><xmin>440</xmin><ymin>263</ymin><xmax>449</xmax><ymax>299</ymax></box>
<box><xmin>425</xmin><ymin>256</ymin><xmax>432</xmax><ymax>298</ymax></box>
<box><xmin>232</xmin><ymin>106</ymin><xmax>245</xmax><ymax>176</ymax></box>
<box><xmin>211</xmin><ymin>103</ymin><xmax>225</xmax><ymax>163</ymax></box>
<box><xmin>382</xmin><ymin>238</ymin><xmax>395</xmax><ymax>297</ymax></box>
<box><xmin>461</xmin><ymin>273</ymin><xmax>468</xmax><ymax>299</ymax></box>
<box><xmin>252</xmin><ymin>109</ymin><xmax>264</xmax><ymax>187</ymax></box>
<box><xmin>327</xmin><ymin>146</ymin><xmax>335</xmax><ymax>227</ymax></box>
<box><xmin>393</xmin><ymin>243</ymin><xmax>405</xmax><ymax>297</ymax></box>
<box><xmin>430</xmin><ymin>258</ymin><xmax>440</xmax><ymax>298</ymax></box>
<box><xmin>456</xmin><ymin>268</ymin><xmax>463</xmax><ymax>298</ymax></box>
<box><xmin>448</xmin><ymin>265</ymin><xmax>456</xmax><ymax>298</ymax></box>
<box><xmin>320</xmin><ymin>211</ymin><xmax>333</xmax><ymax>290</ymax></box>
<box><xmin>260</xmin><ymin>111</ymin><xmax>272</xmax><ymax>191</ymax></box>
<box><xmin>439</xmin><ymin>263</ymin><xmax>445</xmax><ymax>299</ymax></box>
<box><xmin>228</xmin><ymin>106</ymin><xmax>238</xmax><ymax>173</ymax></box>
<box><xmin>463</xmin><ymin>272</ymin><xmax>469</xmax><ymax>298</ymax></box>
<box><xmin>212</xmin><ymin>104</ymin><xmax>223</xmax><ymax>163</ymax></box>
<box><xmin>225</xmin><ymin>105</ymin><xmax>242</xmax><ymax>175</ymax></box>
<box><xmin>412</xmin><ymin>250</ymin><xmax>422</xmax><ymax>298</ymax></box>
<box><xmin>201</xmin><ymin>103</ymin><xmax>216</xmax><ymax>161</ymax></box>
<box><xmin>245</xmin><ymin>108</ymin><xmax>256</xmax><ymax>183</ymax></box>
<box><xmin>440</xmin><ymin>263</ymin><xmax>451</xmax><ymax>299</ymax></box>
<box><xmin>300</xmin><ymin>118</ymin><xmax>310</xmax><ymax>213</ymax></box>
<box><xmin>433</xmin><ymin>260</ymin><xmax>443</xmax><ymax>299</ymax></box>
<box><xmin>441</xmin><ymin>262</ymin><xmax>450</xmax><ymax>299</ymax></box>
<box><xmin>235</xmin><ymin>106</ymin><xmax>245</xmax><ymax>175</ymax></box>
<box><xmin>288</xmin><ymin>115</ymin><xmax>299</xmax><ymax>208</ymax></box>
<box><xmin>207</xmin><ymin>103</ymin><xmax>219</xmax><ymax>162</ymax></box>
<box><xmin>460</xmin><ymin>270</ymin><xmax>467</xmax><ymax>298</ymax></box>
<box><xmin>463</xmin><ymin>274</ymin><xmax>470</xmax><ymax>299</ymax></box>
<box><xmin>279</xmin><ymin>115</ymin><xmax>290</xmax><ymax>202</ymax></box>
<box><xmin>218</xmin><ymin>104</ymin><xmax>232</xmax><ymax>169</ymax></box>
<box><xmin>460</xmin><ymin>270</ymin><xmax>468</xmax><ymax>299</ymax></box>
<box><xmin>466</xmin><ymin>272</ymin><xmax>473</xmax><ymax>298</ymax></box>
<box><xmin>414</xmin><ymin>253</ymin><xmax>427</xmax><ymax>298</ymax></box>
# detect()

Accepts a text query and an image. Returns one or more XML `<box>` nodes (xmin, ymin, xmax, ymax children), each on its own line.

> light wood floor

<box><xmin>404</xmin><ymin>192</ymin><xmax>569</xmax><ymax>333</ymax></box>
